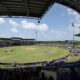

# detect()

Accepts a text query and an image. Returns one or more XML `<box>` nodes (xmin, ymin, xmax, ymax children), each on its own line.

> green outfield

<box><xmin>0</xmin><ymin>46</ymin><xmax>68</xmax><ymax>63</ymax></box>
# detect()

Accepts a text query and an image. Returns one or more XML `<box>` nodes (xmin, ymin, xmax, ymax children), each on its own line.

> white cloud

<box><xmin>8</xmin><ymin>19</ymin><xmax>48</xmax><ymax>33</ymax></box>
<box><xmin>50</xmin><ymin>30</ymin><xmax>66</xmax><ymax>34</ymax></box>
<box><xmin>21</xmin><ymin>20</ymin><xmax>36</xmax><ymax>30</ymax></box>
<box><xmin>21</xmin><ymin>19</ymin><xmax>48</xmax><ymax>31</ymax></box>
<box><xmin>11</xmin><ymin>28</ymin><xmax>18</xmax><ymax>33</ymax></box>
<box><xmin>9</xmin><ymin>19</ymin><xmax>19</xmax><ymax>28</ymax></box>
<box><xmin>0</xmin><ymin>18</ymin><xmax>6</xmax><ymax>24</ymax></box>
<box><xmin>67</xmin><ymin>8</ymin><xmax>80</xmax><ymax>34</ymax></box>
<box><xmin>67</xmin><ymin>9</ymin><xmax>79</xmax><ymax>16</ymax></box>
<box><xmin>50</xmin><ymin>29</ymin><xmax>66</xmax><ymax>40</ymax></box>
<box><xmin>9</xmin><ymin>19</ymin><xmax>19</xmax><ymax>33</ymax></box>
<box><xmin>38</xmin><ymin>24</ymin><xmax>48</xmax><ymax>31</ymax></box>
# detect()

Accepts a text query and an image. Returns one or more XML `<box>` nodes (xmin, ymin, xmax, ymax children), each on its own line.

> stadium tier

<box><xmin>0</xmin><ymin>37</ymin><xmax>35</xmax><ymax>47</ymax></box>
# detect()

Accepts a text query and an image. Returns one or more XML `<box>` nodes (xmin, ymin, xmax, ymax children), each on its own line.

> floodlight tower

<box><xmin>72</xmin><ymin>23</ymin><xmax>75</xmax><ymax>49</ymax></box>
<box><xmin>35</xmin><ymin>31</ymin><xmax>37</xmax><ymax>41</ymax></box>
<box><xmin>79</xmin><ymin>26</ymin><xmax>80</xmax><ymax>32</ymax></box>
<box><xmin>35</xmin><ymin>20</ymin><xmax>40</xmax><ymax>41</ymax></box>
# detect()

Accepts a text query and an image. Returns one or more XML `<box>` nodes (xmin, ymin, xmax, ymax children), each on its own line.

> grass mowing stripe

<box><xmin>0</xmin><ymin>56</ymin><xmax>11</xmax><ymax>60</ymax></box>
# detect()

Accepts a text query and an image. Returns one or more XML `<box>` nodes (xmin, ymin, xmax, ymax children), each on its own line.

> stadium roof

<box><xmin>0</xmin><ymin>0</ymin><xmax>80</xmax><ymax>19</ymax></box>
<box><xmin>75</xmin><ymin>33</ymin><xmax>80</xmax><ymax>37</ymax></box>
<box><xmin>0</xmin><ymin>37</ymin><xmax>35</xmax><ymax>40</ymax></box>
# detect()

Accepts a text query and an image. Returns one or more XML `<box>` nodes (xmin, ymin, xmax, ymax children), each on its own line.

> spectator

<box><xmin>69</xmin><ymin>68</ymin><xmax>77</xmax><ymax>80</ymax></box>
<box><xmin>48</xmin><ymin>76</ymin><xmax>54</xmax><ymax>80</ymax></box>
<box><xmin>40</xmin><ymin>72</ymin><xmax>47</xmax><ymax>80</ymax></box>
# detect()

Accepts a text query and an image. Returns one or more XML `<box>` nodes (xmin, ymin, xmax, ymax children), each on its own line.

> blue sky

<box><xmin>0</xmin><ymin>3</ymin><xmax>80</xmax><ymax>41</ymax></box>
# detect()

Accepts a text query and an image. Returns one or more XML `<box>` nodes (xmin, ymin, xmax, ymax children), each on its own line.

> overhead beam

<box><xmin>0</xmin><ymin>0</ymin><xmax>80</xmax><ymax>19</ymax></box>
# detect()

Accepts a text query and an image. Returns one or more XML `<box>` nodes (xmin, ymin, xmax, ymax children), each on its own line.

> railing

<box><xmin>0</xmin><ymin>61</ymin><xmax>47</xmax><ymax>68</ymax></box>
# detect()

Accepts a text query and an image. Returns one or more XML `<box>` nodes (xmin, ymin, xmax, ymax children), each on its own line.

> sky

<box><xmin>0</xmin><ymin>3</ymin><xmax>80</xmax><ymax>41</ymax></box>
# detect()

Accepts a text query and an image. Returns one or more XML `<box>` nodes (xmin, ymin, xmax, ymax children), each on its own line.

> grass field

<box><xmin>0</xmin><ymin>45</ymin><xmax>68</xmax><ymax>63</ymax></box>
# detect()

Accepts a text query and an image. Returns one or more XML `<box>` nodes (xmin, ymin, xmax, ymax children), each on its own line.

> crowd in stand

<box><xmin>0</xmin><ymin>67</ymin><xmax>54</xmax><ymax>80</ymax></box>
<box><xmin>57</xmin><ymin>67</ymin><xmax>80</xmax><ymax>80</ymax></box>
<box><xmin>0</xmin><ymin>66</ymin><xmax>80</xmax><ymax>80</ymax></box>
<box><xmin>0</xmin><ymin>67</ymin><xmax>40</xmax><ymax>80</ymax></box>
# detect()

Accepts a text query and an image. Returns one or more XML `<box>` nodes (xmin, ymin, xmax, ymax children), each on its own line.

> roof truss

<box><xmin>0</xmin><ymin>0</ymin><xmax>80</xmax><ymax>19</ymax></box>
